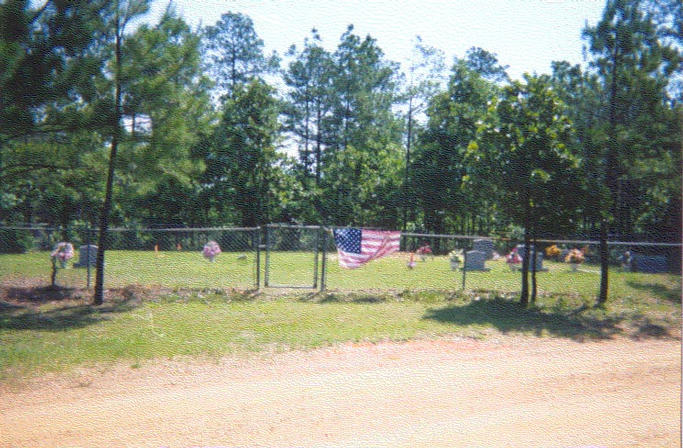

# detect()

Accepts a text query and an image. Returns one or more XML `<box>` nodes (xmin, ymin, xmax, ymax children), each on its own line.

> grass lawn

<box><xmin>0</xmin><ymin>250</ymin><xmax>258</xmax><ymax>289</ymax></box>
<box><xmin>1</xmin><ymin>250</ymin><xmax>680</xmax><ymax>382</ymax></box>
<box><xmin>1</xmin><ymin>250</ymin><xmax>679</xmax><ymax>301</ymax></box>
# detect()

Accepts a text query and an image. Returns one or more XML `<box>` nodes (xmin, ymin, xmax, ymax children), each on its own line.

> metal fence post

<box><xmin>255</xmin><ymin>227</ymin><xmax>261</xmax><ymax>290</ymax></box>
<box><xmin>320</xmin><ymin>227</ymin><xmax>327</xmax><ymax>291</ymax></box>
<box><xmin>86</xmin><ymin>226</ymin><xmax>91</xmax><ymax>289</ymax></box>
<box><xmin>313</xmin><ymin>227</ymin><xmax>320</xmax><ymax>289</ymax></box>
<box><xmin>264</xmin><ymin>225</ymin><xmax>270</xmax><ymax>287</ymax></box>
<box><xmin>461</xmin><ymin>245</ymin><xmax>467</xmax><ymax>290</ymax></box>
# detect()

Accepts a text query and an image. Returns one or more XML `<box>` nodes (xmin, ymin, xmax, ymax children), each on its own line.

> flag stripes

<box><xmin>333</xmin><ymin>228</ymin><xmax>401</xmax><ymax>269</ymax></box>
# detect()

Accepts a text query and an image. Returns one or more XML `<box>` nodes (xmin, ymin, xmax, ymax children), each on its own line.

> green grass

<box><xmin>2</xmin><ymin>250</ymin><xmax>678</xmax><ymax>303</ymax></box>
<box><xmin>0</xmin><ymin>286</ymin><xmax>680</xmax><ymax>382</ymax></box>
<box><xmin>1</xmin><ymin>250</ymin><xmax>679</xmax><ymax>382</ymax></box>
<box><xmin>0</xmin><ymin>250</ymin><xmax>257</xmax><ymax>289</ymax></box>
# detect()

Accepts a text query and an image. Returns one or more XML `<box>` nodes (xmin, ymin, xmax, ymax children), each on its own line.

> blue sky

<box><xmin>148</xmin><ymin>0</ymin><xmax>606</xmax><ymax>80</ymax></box>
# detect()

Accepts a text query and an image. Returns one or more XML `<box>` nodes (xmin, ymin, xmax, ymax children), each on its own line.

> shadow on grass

<box><xmin>626</xmin><ymin>280</ymin><xmax>681</xmax><ymax>303</ymax></box>
<box><xmin>423</xmin><ymin>296</ymin><xmax>623</xmax><ymax>341</ymax></box>
<box><xmin>0</xmin><ymin>285</ymin><xmax>88</xmax><ymax>305</ymax></box>
<box><xmin>0</xmin><ymin>297</ymin><xmax>138</xmax><ymax>332</ymax></box>
<box><xmin>311</xmin><ymin>292</ymin><xmax>389</xmax><ymax>304</ymax></box>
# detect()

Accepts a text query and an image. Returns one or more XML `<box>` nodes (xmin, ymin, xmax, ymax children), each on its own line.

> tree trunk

<box><xmin>402</xmin><ymin>98</ymin><xmax>413</xmax><ymax>232</ymax></box>
<box><xmin>597</xmin><ymin>220</ymin><xmax>609</xmax><ymax>307</ymax></box>
<box><xmin>51</xmin><ymin>257</ymin><xmax>57</xmax><ymax>288</ymax></box>
<box><xmin>531</xmin><ymin>236</ymin><xmax>537</xmax><ymax>305</ymax></box>
<box><xmin>521</xmin><ymin>228</ymin><xmax>530</xmax><ymax>308</ymax></box>
<box><xmin>94</xmin><ymin>22</ymin><xmax>123</xmax><ymax>306</ymax></box>
<box><xmin>303</xmin><ymin>87</ymin><xmax>310</xmax><ymax>187</ymax></box>
<box><xmin>315</xmin><ymin>101</ymin><xmax>322</xmax><ymax>186</ymax></box>
<box><xmin>598</xmin><ymin>42</ymin><xmax>620</xmax><ymax>307</ymax></box>
<box><xmin>520</xmin><ymin>196</ymin><xmax>531</xmax><ymax>307</ymax></box>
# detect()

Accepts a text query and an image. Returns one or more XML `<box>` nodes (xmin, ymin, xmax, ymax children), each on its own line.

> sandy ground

<box><xmin>0</xmin><ymin>336</ymin><xmax>680</xmax><ymax>448</ymax></box>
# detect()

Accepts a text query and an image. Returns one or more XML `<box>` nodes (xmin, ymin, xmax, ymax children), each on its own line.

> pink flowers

<box><xmin>51</xmin><ymin>242</ymin><xmax>74</xmax><ymax>267</ymax></box>
<box><xmin>564</xmin><ymin>248</ymin><xmax>585</xmax><ymax>264</ymax></box>
<box><xmin>202</xmin><ymin>241</ymin><xmax>221</xmax><ymax>261</ymax></box>
<box><xmin>506</xmin><ymin>248</ymin><xmax>522</xmax><ymax>265</ymax></box>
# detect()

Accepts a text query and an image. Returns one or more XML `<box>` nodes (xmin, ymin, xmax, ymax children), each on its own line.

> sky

<box><xmin>146</xmin><ymin>0</ymin><xmax>607</xmax><ymax>80</ymax></box>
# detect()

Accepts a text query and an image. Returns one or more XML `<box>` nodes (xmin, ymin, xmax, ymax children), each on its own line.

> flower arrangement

<box><xmin>564</xmin><ymin>248</ymin><xmax>585</xmax><ymax>264</ymax></box>
<box><xmin>506</xmin><ymin>248</ymin><xmax>521</xmax><ymax>265</ymax></box>
<box><xmin>202</xmin><ymin>241</ymin><xmax>221</xmax><ymax>261</ymax></box>
<box><xmin>449</xmin><ymin>250</ymin><xmax>463</xmax><ymax>264</ymax></box>
<box><xmin>51</xmin><ymin>242</ymin><xmax>74</xmax><ymax>268</ymax></box>
<box><xmin>407</xmin><ymin>253</ymin><xmax>416</xmax><ymax>269</ymax></box>
<box><xmin>545</xmin><ymin>244</ymin><xmax>561</xmax><ymax>258</ymax></box>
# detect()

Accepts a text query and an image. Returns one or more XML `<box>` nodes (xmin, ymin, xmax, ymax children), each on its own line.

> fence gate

<box><xmin>264</xmin><ymin>224</ymin><xmax>324</xmax><ymax>289</ymax></box>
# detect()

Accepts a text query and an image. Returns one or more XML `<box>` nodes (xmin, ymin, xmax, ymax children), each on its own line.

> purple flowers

<box><xmin>202</xmin><ymin>241</ymin><xmax>221</xmax><ymax>261</ymax></box>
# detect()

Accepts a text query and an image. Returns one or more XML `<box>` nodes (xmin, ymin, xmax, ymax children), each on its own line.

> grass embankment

<box><xmin>0</xmin><ymin>275</ymin><xmax>679</xmax><ymax>382</ymax></box>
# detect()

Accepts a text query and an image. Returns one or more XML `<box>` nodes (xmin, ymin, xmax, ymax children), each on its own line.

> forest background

<box><xmin>1</xmin><ymin>0</ymin><xmax>680</xmax><ymax>243</ymax></box>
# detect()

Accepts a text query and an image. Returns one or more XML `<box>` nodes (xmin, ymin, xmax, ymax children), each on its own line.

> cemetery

<box><xmin>0</xmin><ymin>1</ymin><xmax>680</xmax><ymax>446</ymax></box>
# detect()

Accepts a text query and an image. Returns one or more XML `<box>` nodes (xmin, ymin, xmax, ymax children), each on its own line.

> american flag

<box><xmin>332</xmin><ymin>228</ymin><xmax>401</xmax><ymax>269</ymax></box>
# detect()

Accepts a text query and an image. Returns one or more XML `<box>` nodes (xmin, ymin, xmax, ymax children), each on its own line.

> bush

<box><xmin>0</xmin><ymin>229</ymin><xmax>35</xmax><ymax>253</ymax></box>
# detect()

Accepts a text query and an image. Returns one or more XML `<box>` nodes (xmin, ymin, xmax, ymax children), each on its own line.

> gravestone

<box><xmin>516</xmin><ymin>244</ymin><xmax>534</xmax><ymax>260</ymax></box>
<box><xmin>560</xmin><ymin>249</ymin><xmax>569</xmax><ymax>262</ymax></box>
<box><xmin>515</xmin><ymin>244</ymin><xmax>546</xmax><ymax>271</ymax></box>
<box><xmin>74</xmin><ymin>244</ymin><xmax>97</xmax><ymax>267</ymax></box>
<box><xmin>464</xmin><ymin>250</ymin><xmax>489</xmax><ymax>271</ymax></box>
<box><xmin>530</xmin><ymin>252</ymin><xmax>547</xmax><ymax>271</ymax></box>
<box><xmin>632</xmin><ymin>255</ymin><xmax>668</xmax><ymax>273</ymax></box>
<box><xmin>472</xmin><ymin>239</ymin><xmax>495</xmax><ymax>260</ymax></box>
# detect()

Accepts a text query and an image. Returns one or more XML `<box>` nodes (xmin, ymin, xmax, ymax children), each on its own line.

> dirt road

<box><xmin>1</xmin><ymin>336</ymin><xmax>680</xmax><ymax>448</ymax></box>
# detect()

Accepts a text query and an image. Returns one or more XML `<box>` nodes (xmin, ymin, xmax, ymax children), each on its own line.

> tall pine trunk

<box><xmin>531</xmin><ymin>236</ymin><xmax>537</xmax><ymax>305</ymax></box>
<box><xmin>598</xmin><ymin>42</ymin><xmax>620</xmax><ymax>307</ymax></box>
<box><xmin>94</xmin><ymin>18</ymin><xmax>122</xmax><ymax>305</ymax></box>
<box><xmin>402</xmin><ymin>97</ymin><xmax>413</xmax><ymax>232</ymax></box>
<box><xmin>598</xmin><ymin>221</ymin><xmax>609</xmax><ymax>306</ymax></box>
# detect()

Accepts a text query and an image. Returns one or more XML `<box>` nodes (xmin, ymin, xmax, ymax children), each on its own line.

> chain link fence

<box><xmin>264</xmin><ymin>224</ymin><xmax>322</xmax><ymax>288</ymax></box>
<box><xmin>1</xmin><ymin>226</ymin><xmax>679</xmax><ymax>300</ymax></box>
<box><xmin>323</xmin><ymin>230</ymin><xmax>681</xmax><ymax>300</ymax></box>
<box><xmin>0</xmin><ymin>226</ymin><xmax>95</xmax><ymax>289</ymax></box>
<box><xmin>0</xmin><ymin>226</ymin><xmax>259</xmax><ymax>291</ymax></box>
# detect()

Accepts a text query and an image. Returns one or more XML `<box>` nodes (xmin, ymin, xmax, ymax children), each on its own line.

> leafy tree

<box><xmin>115</xmin><ymin>9</ymin><xmax>213</xmax><ymax>227</ymax></box>
<box><xmin>92</xmin><ymin>0</ymin><xmax>151</xmax><ymax>304</ymax></box>
<box><xmin>282</xmin><ymin>29</ymin><xmax>335</xmax><ymax>198</ymax></box>
<box><xmin>583</xmin><ymin>0</ymin><xmax>681</xmax><ymax>306</ymax></box>
<box><xmin>0</xmin><ymin>0</ymin><xmax>108</xmax><ymax>214</ymax></box>
<box><xmin>399</xmin><ymin>36</ymin><xmax>446</xmax><ymax>230</ymax></box>
<box><xmin>0</xmin><ymin>0</ymin><xmax>107</xmax><ymax>142</ymax></box>
<box><xmin>202</xmin><ymin>12</ymin><xmax>279</xmax><ymax>99</ymax></box>
<box><xmin>321</xmin><ymin>25</ymin><xmax>403</xmax><ymax>225</ymax></box>
<box><xmin>412</xmin><ymin>57</ymin><xmax>500</xmax><ymax>236</ymax></box>
<box><xmin>203</xmin><ymin>80</ymin><xmax>282</xmax><ymax>227</ymax></box>
<box><xmin>470</xmin><ymin>74</ymin><xmax>578</xmax><ymax>306</ymax></box>
<box><xmin>92</xmin><ymin>3</ymin><xmax>211</xmax><ymax>303</ymax></box>
<box><xmin>549</xmin><ymin>61</ymin><xmax>606</xmax><ymax>236</ymax></box>
<box><xmin>464</xmin><ymin>46</ymin><xmax>510</xmax><ymax>83</ymax></box>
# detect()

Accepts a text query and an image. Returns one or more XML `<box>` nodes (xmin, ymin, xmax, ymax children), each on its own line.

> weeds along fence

<box><xmin>0</xmin><ymin>225</ymin><xmax>680</xmax><ymax>298</ymax></box>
